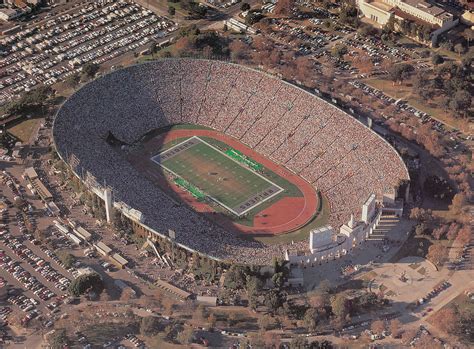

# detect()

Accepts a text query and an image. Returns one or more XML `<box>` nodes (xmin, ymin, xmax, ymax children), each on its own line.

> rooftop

<box><xmin>402</xmin><ymin>0</ymin><xmax>449</xmax><ymax>17</ymax></box>
<box><xmin>310</xmin><ymin>225</ymin><xmax>335</xmax><ymax>253</ymax></box>
<box><xmin>368</xmin><ymin>1</ymin><xmax>394</xmax><ymax>11</ymax></box>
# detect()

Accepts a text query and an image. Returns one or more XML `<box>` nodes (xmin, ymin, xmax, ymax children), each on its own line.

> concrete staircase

<box><xmin>367</xmin><ymin>214</ymin><xmax>400</xmax><ymax>240</ymax></box>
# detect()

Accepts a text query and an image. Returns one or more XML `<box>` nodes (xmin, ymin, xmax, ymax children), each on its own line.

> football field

<box><xmin>151</xmin><ymin>136</ymin><xmax>283</xmax><ymax>216</ymax></box>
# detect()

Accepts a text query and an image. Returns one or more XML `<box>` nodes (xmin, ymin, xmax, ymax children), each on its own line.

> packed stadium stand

<box><xmin>53</xmin><ymin>58</ymin><xmax>409</xmax><ymax>264</ymax></box>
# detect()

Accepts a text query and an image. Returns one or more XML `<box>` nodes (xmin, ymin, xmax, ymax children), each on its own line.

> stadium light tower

<box><xmin>104</xmin><ymin>188</ymin><xmax>113</xmax><ymax>224</ymax></box>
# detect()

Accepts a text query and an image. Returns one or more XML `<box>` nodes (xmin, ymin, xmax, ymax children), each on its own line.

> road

<box><xmin>135</xmin><ymin>0</ymin><xmax>261</xmax><ymax>31</ymax></box>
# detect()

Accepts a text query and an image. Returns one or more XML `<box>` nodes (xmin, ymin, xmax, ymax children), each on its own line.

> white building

<box><xmin>285</xmin><ymin>192</ymin><xmax>400</xmax><ymax>267</ymax></box>
<box><xmin>224</xmin><ymin>18</ymin><xmax>256</xmax><ymax>35</ymax></box>
<box><xmin>357</xmin><ymin>0</ymin><xmax>458</xmax><ymax>44</ymax></box>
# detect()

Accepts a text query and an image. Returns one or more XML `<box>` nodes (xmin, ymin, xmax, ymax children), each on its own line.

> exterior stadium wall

<box><xmin>286</xmin><ymin>209</ymin><xmax>383</xmax><ymax>266</ymax></box>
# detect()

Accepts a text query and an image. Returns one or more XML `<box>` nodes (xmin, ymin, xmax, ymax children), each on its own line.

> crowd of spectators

<box><xmin>53</xmin><ymin>58</ymin><xmax>408</xmax><ymax>264</ymax></box>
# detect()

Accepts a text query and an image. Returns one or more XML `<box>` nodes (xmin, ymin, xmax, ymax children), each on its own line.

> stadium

<box><xmin>53</xmin><ymin>58</ymin><xmax>409</xmax><ymax>265</ymax></box>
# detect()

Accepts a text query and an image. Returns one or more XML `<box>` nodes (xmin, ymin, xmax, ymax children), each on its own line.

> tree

<box><xmin>274</xmin><ymin>0</ymin><xmax>295</xmax><ymax>17</ymax></box>
<box><xmin>454</xmin><ymin>43</ymin><xmax>465</xmax><ymax>56</ymax></box>
<box><xmin>207</xmin><ymin>313</ymin><xmax>216</xmax><ymax>329</ymax></box>
<box><xmin>309</xmin><ymin>293</ymin><xmax>329</xmax><ymax>310</ymax></box>
<box><xmin>331</xmin><ymin>44</ymin><xmax>348</xmax><ymax>59</ymax></box>
<box><xmin>339</xmin><ymin>3</ymin><xmax>360</xmax><ymax>27</ymax></box>
<box><xmin>140</xmin><ymin>316</ymin><xmax>161</xmax><ymax>336</ymax></box>
<box><xmin>357</xmin><ymin>292</ymin><xmax>378</xmax><ymax>309</ymax></box>
<box><xmin>430</xmin><ymin>307</ymin><xmax>458</xmax><ymax>333</ymax></box>
<box><xmin>410</xmin><ymin>208</ymin><xmax>433</xmax><ymax>222</ymax></box>
<box><xmin>432</xmin><ymin>225</ymin><xmax>448</xmax><ymax>240</ymax></box>
<box><xmin>245</xmin><ymin>10</ymin><xmax>264</xmax><ymax>25</ymax></box>
<box><xmin>58</xmin><ymin>251</ymin><xmax>75</xmax><ymax>269</ymax></box>
<box><xmin>162</xmin><ymin>297</ymin><xmax>175</xmax><ymax>316</ymax></box>
<box><xmin>25</xmin><ymin>85</ymin><xmax>53</xmax><ymax>106</ymax></box>
<box><xmin>389</xmin><ymin>63</ymin><xmax>414</xmax><ymax>84</ymax></box>
<box><xmin>415</xmin><ymin>223</ymin><xmax>428</xmax><ymax>236</ymax></box>
<box><xmin>419</xmin><ymin>85</ymin><xmax>435</xmax><ymax>101</ymax></box>
<box><xmin>193</xmin><ymin>304</ymin><xmax>208</xmax><ymax>323</ymax></box>
<box><xmin>463</xmin><ymin>28</ymin><xmax>474</xmax><ymax>47</ymax></box>
<box><xmin>427</xmin><ymin>244</ymin><xmax>448</xmax><ymax>267</ymax></box>
<box><xmin>68</xmin><ymin>272</ymin><xmax>104</xmax><ymax>297</ymax></box>
<box><xmin>228</xmin><ymin>312</ymin><xmax>238</xmax><ymax>327</ymax></box>
<box><xmin>455</xmin><ymin>226</ymin><xmax>471</xmax><ymax>245</ymax></box>
<box><xmin>81</xmin><ymin>63</ymin><xmax>100</xmax><ymax>79</ymax></box>
<box><xmin>168</xmin><ymin>6</ymin><xmax>176</xmax><ymax>16</ymax></box>
<box><xmin>229</xmin><ymin>40</ymin><xmax>248</xmax><ymax>61</ymax></box>
<box><xmin>450</xmin><ymin>193</ymin><xmax>466</xmax><ymax>214</ymax></box>
<box><xmin>177</xmin><ymin>326</ymin><xmax>194</xmax><ymax>344</ymax></box>
<box><xmin>410</xmin><ymin>207</ymin><xmax>426</xmax><ymax>221</ymax></box>
<box><xmin>389</xmin><ymin>319</ymin><xmax>402</xmax><ymax>338</ymax></box>
<box><xmin>446</xmin><ymin>223</ymin><xmax>460</xmax><ymax>240</ymax></box>
<box><xmin>225</xmin><ymin>265</ymin><xmax>247</xmax><ymax>289</ymax></box>
<box><xmin>240</xmin><ymin>2</ymin><xmax>250</xmax><ymax>11</ymax></box>
<box><xmin>352</xmin><ymin>52</ymin><xmax>374</xmax><ymax>75</ymax></box>
<box><xmin>318</xmin><ymin>279</ymin><xmax>331</xmax><ymax>294</ymax></box>
<box><xmin>431</xmin><ymin>54</ymin><xmax>444</xmax><ymax>65</ymax></box>
<box><xmin>358</xmin><ymin>23</ymin><xmax>375</xmax><ymax>36</ymax></box>
<box><xmin>246</xmin><ymin>275</ymin><xmax>262</xmax><ymax>310</ymax></box>
<box><xmin>264</xmin><ymin>289</ymin><xmax>284</xmax><ymax>313</ymax></box>
<box><xmin>449</xmin><ymin>90</ymin><xmax>471</xmax><ymax>115</ymax></box>
<box><xmin>330</xmin><ymin>293</ymin><xmax>350</xmax><ymax>318</ymax></box>
<box><xmin>48</xmin><ymin>328</ymin><xmax>69</xmax><ymax>349</ymax></box>
<box><xmin>65</xmin><ymin>73</ymin><xmax>80</xmax><ymax>89</ymax></box>
<box><xmin>303</xmin><ymin>308</ymin><xmax>318</xmax><ymax>331</ymax></box>
<box><xmin>272</xmin><ymin>272</ymin><xmax>285</xmax><ymax>289</ymax></box>
<box><xmin>371</xmin><ymin>320</ymin><xmax>385</xmax><ymax>335</ymax></box>
<box><xmin>289</xmin><ymin>337</ymin><xmax>308</xmax><ymax>349</ymax></box>
<box><xmin>258</xmin><ymin>314</ymin><xmax>274</xmax><ymax>331</ymax></box>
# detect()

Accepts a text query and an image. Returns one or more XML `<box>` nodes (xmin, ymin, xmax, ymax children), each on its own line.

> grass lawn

<box><xmin>7</xmin><ymin>117</ymin><xmax>40</xmax><ymax>142</ymax></box>
<box><xmin>82</xmin><ymin>322</ymin><xmax>138</xmax><ymax>347</ymax></box>
<box><xmin>390</xmin><ymin>231</ymin><xmax>453</xmax><ymax>263</ymax></box>
<box><xmin>427</xmin><ymin>293</ymin><xmax>474</xmax><ymax>344</ymax></box>
<box><xmin>155</xmin><ymin>136</ymin><xmax>283</xmax><ymax>215</ymax></box>
<box><xmin>405</xmin><ymin>97</ymin><xmax>467</xmax><ymax>131</ymax></box>
<box><xmin>364</xmin><ymin>78</ymin><xmax>411</xmax><ymax>100</ymax></box>
<box><xmin>408</xmin><ymin>263</ymin><xmax>420</xmax><ymax>270</ymax></box>
<box><xmin>417</xmin><ymin>267</ymin><xmax>426</xmax><ymax>275</ymax></box>
<box><xmin>139</xmin><ymin>44</ymin><xmax>175</xmax><ymax>63</ymax></box>
<box><xmin>361</xmin><ymin>270</ymin><xmax>378</xmax><ymax>281</ymax></box>
<box><xmin>364</xmin><ymin>78</ymin><xmax>468</xmax><ymax>132</ymax></box>
<box><xmin>211</xmin><ymin>309</ymin><xmax>259</xmax><ymax>331</ymax></box>
<box><xmin>389</xmin><ymin>232</ymin><xmax>433</xmax><ymax>263</ymax></box>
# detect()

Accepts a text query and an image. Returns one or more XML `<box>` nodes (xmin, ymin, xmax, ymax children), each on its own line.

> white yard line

<box><xmin>150</xmin><ymin>136</ymin><xmax>284</xmax><ymax>216</ymax></box>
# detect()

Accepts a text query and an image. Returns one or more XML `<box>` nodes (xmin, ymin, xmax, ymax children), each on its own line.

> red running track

<box><xmin>138</xmin><ymin>129</ymin><xmax>319</xmax><ymax>235</ymax></box>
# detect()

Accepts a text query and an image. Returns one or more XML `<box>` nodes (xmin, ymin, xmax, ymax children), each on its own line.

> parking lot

<box><xmin>0</xmin><ymin>170</ymin><xmax>83</xmax><ymax>332</ymax></box>
<box><xmin>0</xmin><ymin>1</ymin><xmax>176</xmax><ymax>105</ymax></box>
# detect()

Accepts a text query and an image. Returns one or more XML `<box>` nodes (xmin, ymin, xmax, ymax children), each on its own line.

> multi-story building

<box><xmin>357</xmin><ymin>0</ymin><xmax>459</xmax><ymax>44</ymax></box>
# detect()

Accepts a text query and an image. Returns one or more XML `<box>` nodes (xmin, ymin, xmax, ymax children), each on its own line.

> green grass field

<box><xmin>7</xmin><ymin>118</ymin><xmax>40</xmax><ymax>142</ymax></box>
<box><xmin>154</xmin><ymin>136</ymin><xmax>283</xmax><ymax>216</ymax></box>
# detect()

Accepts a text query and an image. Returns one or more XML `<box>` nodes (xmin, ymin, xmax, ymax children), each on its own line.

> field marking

<box><xmin>151</xmin><ymin>136</ymin><xmax>284</xmax><ymax>216</ymax></box>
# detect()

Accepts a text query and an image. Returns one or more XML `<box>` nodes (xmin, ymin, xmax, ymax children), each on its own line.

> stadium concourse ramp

<box><xmin>367</xmin><ymin>215</ymin><xmax>400</xmax><ymax>241</ymax></box>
